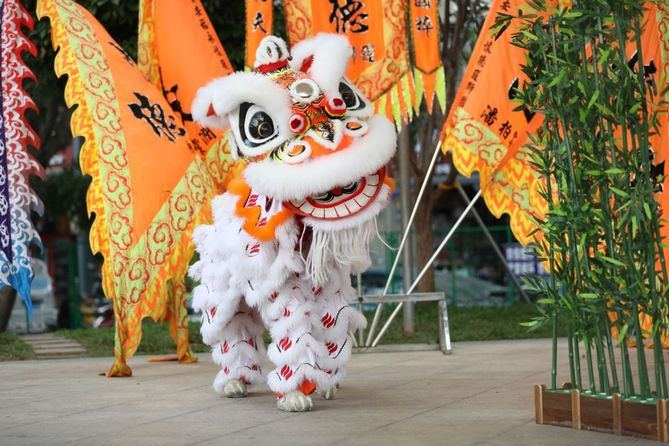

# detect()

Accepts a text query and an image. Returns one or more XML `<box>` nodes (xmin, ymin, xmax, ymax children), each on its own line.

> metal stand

<box><xmin>352</xmin><ymin>292</ymin><xmax>451</xmax><ymax>354</ymax></box>
<box><xmin>365</xmin><ymin>141</ymin><xmax>443</xmax><ymax>347</ymax></box>
<box><xmin>368</xmin><ymin>190</ymin><xmax>482</xmax><ymax>347</ymax></box>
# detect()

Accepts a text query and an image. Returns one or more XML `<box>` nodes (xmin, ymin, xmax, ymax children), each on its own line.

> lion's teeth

<box><xmin>323</xmin><ymin>207</ymin><xmax>337</xmax><ymax>218</ymax></box>
<box><xmin>335</xmin><ymin>204</ymin><xmax>349</xmax><ymax>217</ymax></box>
<box><xmin>298</xmin><ymin>201</ymin><xmax>314</xmax><ymax>215</ymax></box>
<box><xmin>363</xmin><ymin>184</ymin><xmax>376</xmax><ymax>197</ymax></box>
<box><xmin>345</xmin><ymin>201</ymin><xmax>361</xmax><ymax>213</ymax></box>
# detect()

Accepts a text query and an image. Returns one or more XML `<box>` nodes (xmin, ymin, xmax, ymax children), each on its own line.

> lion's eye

<box><xmin>230</xmin><ymin>102</ymin><xmax>283</xmax><ymax>158</ymax></box>
<box><xmin>338</xmin><ymin>81</ymin><xmax>359</xmax><ymax>109</ymax></box>
<box><xmin>248</xmin><ymin>111</ymin><xmax>275</xmax><ymax>140</ymax></box>
<box><xmin>242</xmin><ymin>104</ymin><xmax>277</xmax><ymax>144</ymax></box>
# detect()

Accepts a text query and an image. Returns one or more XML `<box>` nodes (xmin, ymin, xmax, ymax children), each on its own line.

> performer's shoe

<box><xmin>222</xmin><ymin>379</ymin><xmax>248</xmax><ymax>398</ymax></box>
<box><xmin>276</xmin><ymin>391</ymin><xmax>313</xmax><ymax>412</ymax></box>
<box><xmin>316</xmin><ymin>386</ymin><xmax>337</xmax><ymax>400</ymax></box>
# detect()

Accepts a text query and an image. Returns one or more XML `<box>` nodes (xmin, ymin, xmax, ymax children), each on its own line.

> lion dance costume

<box><xmin>188</xmin><ymin>34</ymin><xmax>396</xmax><ymax>412</ymax></box>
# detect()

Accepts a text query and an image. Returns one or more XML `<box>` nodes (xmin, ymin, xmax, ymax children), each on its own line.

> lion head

<box><xmin>192</xmin><ymin>33</ymin><xmax>396</xmax><ymax>230</ymax></box>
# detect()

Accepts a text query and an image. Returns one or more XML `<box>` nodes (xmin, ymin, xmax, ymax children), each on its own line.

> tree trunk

<box><xmin>0</xmin><ymin>287</ymin><xmax>17</xmax><ymax>332</ymax></box>
<box><xmin>414</xmin><ymin>198</ymin><xmax>436</xmax><ymax>292</ymax></box>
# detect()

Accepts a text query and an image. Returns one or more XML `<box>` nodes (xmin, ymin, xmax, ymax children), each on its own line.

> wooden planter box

<box><xmin>535</xmin><ymin>385</ymin><xmax>669</xmax><ymax>441</ymax></box>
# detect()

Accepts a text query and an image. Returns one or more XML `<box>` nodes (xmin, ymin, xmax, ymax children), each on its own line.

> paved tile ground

<box><xmin>20</xmin><ymin>334</ymin><xmax>86</xmax><ymax>359</ymax></box>
<box><xmin>0</xmin><ymin>339</ymin><xmax>660</xmax><ymax>445</ymax></box>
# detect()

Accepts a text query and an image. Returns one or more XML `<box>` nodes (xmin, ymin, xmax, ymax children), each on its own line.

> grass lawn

<box><xmin>0</xmin><ymin>303</ymin><xmax>553</xmax><ymax>360</ymax></box>
<box><xmin>57</xmin><ymin>320</ymin><xmax>210</xmax><ymax>357</ymax></box>
<box><xmin>0</xmin><ymin>332</ymin><xmax>35</xmax><ymax>360</ymax></box>
<box><xmin>376</xmin><ymin>302</ymin><xmax>562</xmax><ymax>344</ymax></box>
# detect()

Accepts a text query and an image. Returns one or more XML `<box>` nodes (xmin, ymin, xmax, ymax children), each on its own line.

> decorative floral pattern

<box><xmin>0</xmin><ymin>0</ymin><xmax>44</xmax><ymax>312</ymax></box>
<box><xmin>443</xmin><ymin>107</ymin><xmax>546</xmax><ymax>246</ymax></box>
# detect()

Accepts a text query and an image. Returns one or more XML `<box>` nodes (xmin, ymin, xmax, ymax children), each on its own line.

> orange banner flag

<box><xmin>442</xmin><ymin>0</ymin><xmax>667</xmax><ymax>248</ymax></box>
<box><xmin>637</xmin><ymin>3</ymin><xmax>669</xmax><ymax>348</ymax></box>
<box><xmin>283</xmin><ymin>0</ymin><xmax>415</xmax><ymax>127</ymax></box>
<box><xmin>138</xmin><ymin>0</ymin><xmax>242</xmax><ymax>190</ymax></box>
<box><xmin>641</xmin><ymin>3</ymin><xmax>669</xmax><ymax>246</ymax></box>
<box><xmin>440</xmin><ymin>0</ymin><xmax>545</xmax><ymax>246</ymax></box>
<box><xmin>38</xmin><ymin>0</ymin><xmax>222</xmax><ymax>376</ymax></box>
<box><xmin>409</xmin><ymin>0</ymin><xmax>445</xmax><ymax>113</ymax></box>
<box><xmin>246</xmin><ymin>0</ymin><xmax>274</xmax><ymax>70</ymax></box>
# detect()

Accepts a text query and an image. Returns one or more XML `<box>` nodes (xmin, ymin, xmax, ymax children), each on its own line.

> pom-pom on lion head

<box><xmin>192</xmin><ymin>33</ymin><xmax>396</xmax><ymax>228</ymax></box>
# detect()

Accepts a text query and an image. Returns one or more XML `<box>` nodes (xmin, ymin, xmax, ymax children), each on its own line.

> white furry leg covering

<box><xmin>210</xmin><ymin>302</ymin><xmax>266</xmax><ymax>393</ymax></box>
<box><xmin>262</xmin><ymin>278</ymin><xmax>330</xmax><ymax>395</ymax></box>
<box><xmin>313</xmin><ymin>271</ymin><xmax>367</xmax><ymax>389</ymax></box>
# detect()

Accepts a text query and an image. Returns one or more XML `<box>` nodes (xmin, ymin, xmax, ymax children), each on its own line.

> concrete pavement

<box><xmin>0</xmin><ymin>339</ymin><xmax>658</xmax><ymax>445</ymax></box>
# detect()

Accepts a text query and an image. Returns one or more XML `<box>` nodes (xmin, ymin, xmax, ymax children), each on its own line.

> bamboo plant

<box><xmin>500</xmin><ymin>0</ymin><xmax>668</xmax><ymax>402</ymax></box>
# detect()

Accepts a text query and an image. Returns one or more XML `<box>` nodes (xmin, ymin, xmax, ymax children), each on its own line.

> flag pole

<box><xmin>371</xmin><ymin>189</ymin><xmax>482</xmax><ymax>348</ymax></box>
<box><xmin>454</xmin><ymin>184</ymin><xmax>531</xmax><ymax>304</ymax></box>
<box><xmin>364</xmin><ymin>140</ymin><xmax>443</xmax><ymax>347</ymax></box>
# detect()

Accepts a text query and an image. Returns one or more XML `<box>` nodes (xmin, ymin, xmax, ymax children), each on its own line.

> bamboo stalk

<box><xmin>594</xmin><ymin>321</ymin><xmax>611</xmax><ymax>394</ymax></box>
<box><xmin>567</xmin><ymin>324</ymin><xmax>576</xmax><ymax>389</ymax></box>
<box><xmin>632</xmin><ymin>303</ymin><xmax>651</xmax><ymax>398</ymax></box>
<box><xmin>573</xmin><ymin>334</ymin><xmax>583</xmax><ymax>391</ymax></box>
<box><xmin>604</xmin><ymin>317</ymin><xmax>620</xmax><ymax>393</ymax></box>
<box><xmin>620</xmin><ymin>328</ymin><xmax>636</xmax><ymax>398</ymax></box>
<box><xmin>584</xmin><ymin>338</ymin><xmax>597</xmax><ymax>393</ymax></box>
<box><xmin>551</xmin><ymin>311</ymin><xmax>558</xmax><ymax>390</ymax></box>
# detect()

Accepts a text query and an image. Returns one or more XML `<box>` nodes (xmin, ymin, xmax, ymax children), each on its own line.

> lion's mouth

<box><xmin>285</xmin><ymin>167</ymin><xmax>390</xmax><ymax>220</ymax></box>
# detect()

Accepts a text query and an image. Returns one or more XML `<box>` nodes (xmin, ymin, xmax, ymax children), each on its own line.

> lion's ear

<box><xmin>288</xmin><ymin>33</ymin><xmax>353</xmax><ymax>99</ymax></box>
<box><xmin>254</xmin><ymin>36</ymin><xmax>291</xmax><ymax>72</ymax></box>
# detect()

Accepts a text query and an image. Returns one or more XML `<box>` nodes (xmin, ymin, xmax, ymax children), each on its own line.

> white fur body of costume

<box><xmin>190</xmin><ymin>190</ymin><xmax>372</xmax><ymax>395</ymax></box>
<box><xmin>189</xmin><ymin>33</ymin><xmax>396</xmax><ymax>411</ymax></box>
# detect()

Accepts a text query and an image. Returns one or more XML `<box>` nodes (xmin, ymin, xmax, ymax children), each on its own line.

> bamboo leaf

<box><xmin>587</xmin><ymin>90</ymin><xmax>600</xmax><ymax>111</ymax></box>
<box><xmin>520</xmin><ymin>321</ymin><xmax>539</xmax><ymax>328</ymax></box>
<box><xmin>609</xmin><ymin>187</ymin><xmax>628</xmax><ymax>197</ymax></box>
<box><xmin>600</xmin><ymin>256</ymin><xmax>624</xmax><ymax>267</ymax></box>
<box><xmin>578</xmin><ymin>293</ymin><xmax>598</xmax><ymax>299</ymax></box>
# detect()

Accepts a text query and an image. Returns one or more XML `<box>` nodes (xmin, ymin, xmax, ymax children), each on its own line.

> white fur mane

<box><xmin>289</xmin><ymin>33</ymin><xmax>352</xmax><ymax>99</ymax></box>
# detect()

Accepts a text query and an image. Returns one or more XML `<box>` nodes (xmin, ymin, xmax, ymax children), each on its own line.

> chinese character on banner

<box><xmin>329</xmin><ymin>0</ymin><xmax>369</xmax><ymax>33</ymax></box>
<box><xmin>245</xmin><ymin>0</ymin><xmax>274</xmax><ymax>69</ymax></box>
<box><xmin>128</xmin><ymin>92</ymin><xmax>186</xmax><ymax>142</ymax></box>
<box><xmin>253</xmin><ymin>11</ymin><xmax>268</xmax><ymax>33</ymax></box>
<box><xmin>409</xmin><ymin>0</ymin><xmax>445</xmax><ymax>112</ymax></box>
<box><xmin>439</xmin><ymin>0</ymin><xmax>544</xmax><ymax>249</ymax></box>
<box><xmin>480</xmin><ymin>105</ymin><xmax>499</xmax><ymax>127</ymax></box>
<box><xmin>415</xmin><ymin>16</ymin><xmax>434</xmax><ymax>36</ymax></box>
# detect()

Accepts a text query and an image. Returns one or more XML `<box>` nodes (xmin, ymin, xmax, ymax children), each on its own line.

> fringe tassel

<box><xmin>371</xmin><ymin>71</ymin><xmax>419</xmax><ymax>131</ymax></box>
<box><xmin>305</xmin><ymin>219</ymin><xmax>376</xmax><ymax>285</ymax></box>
